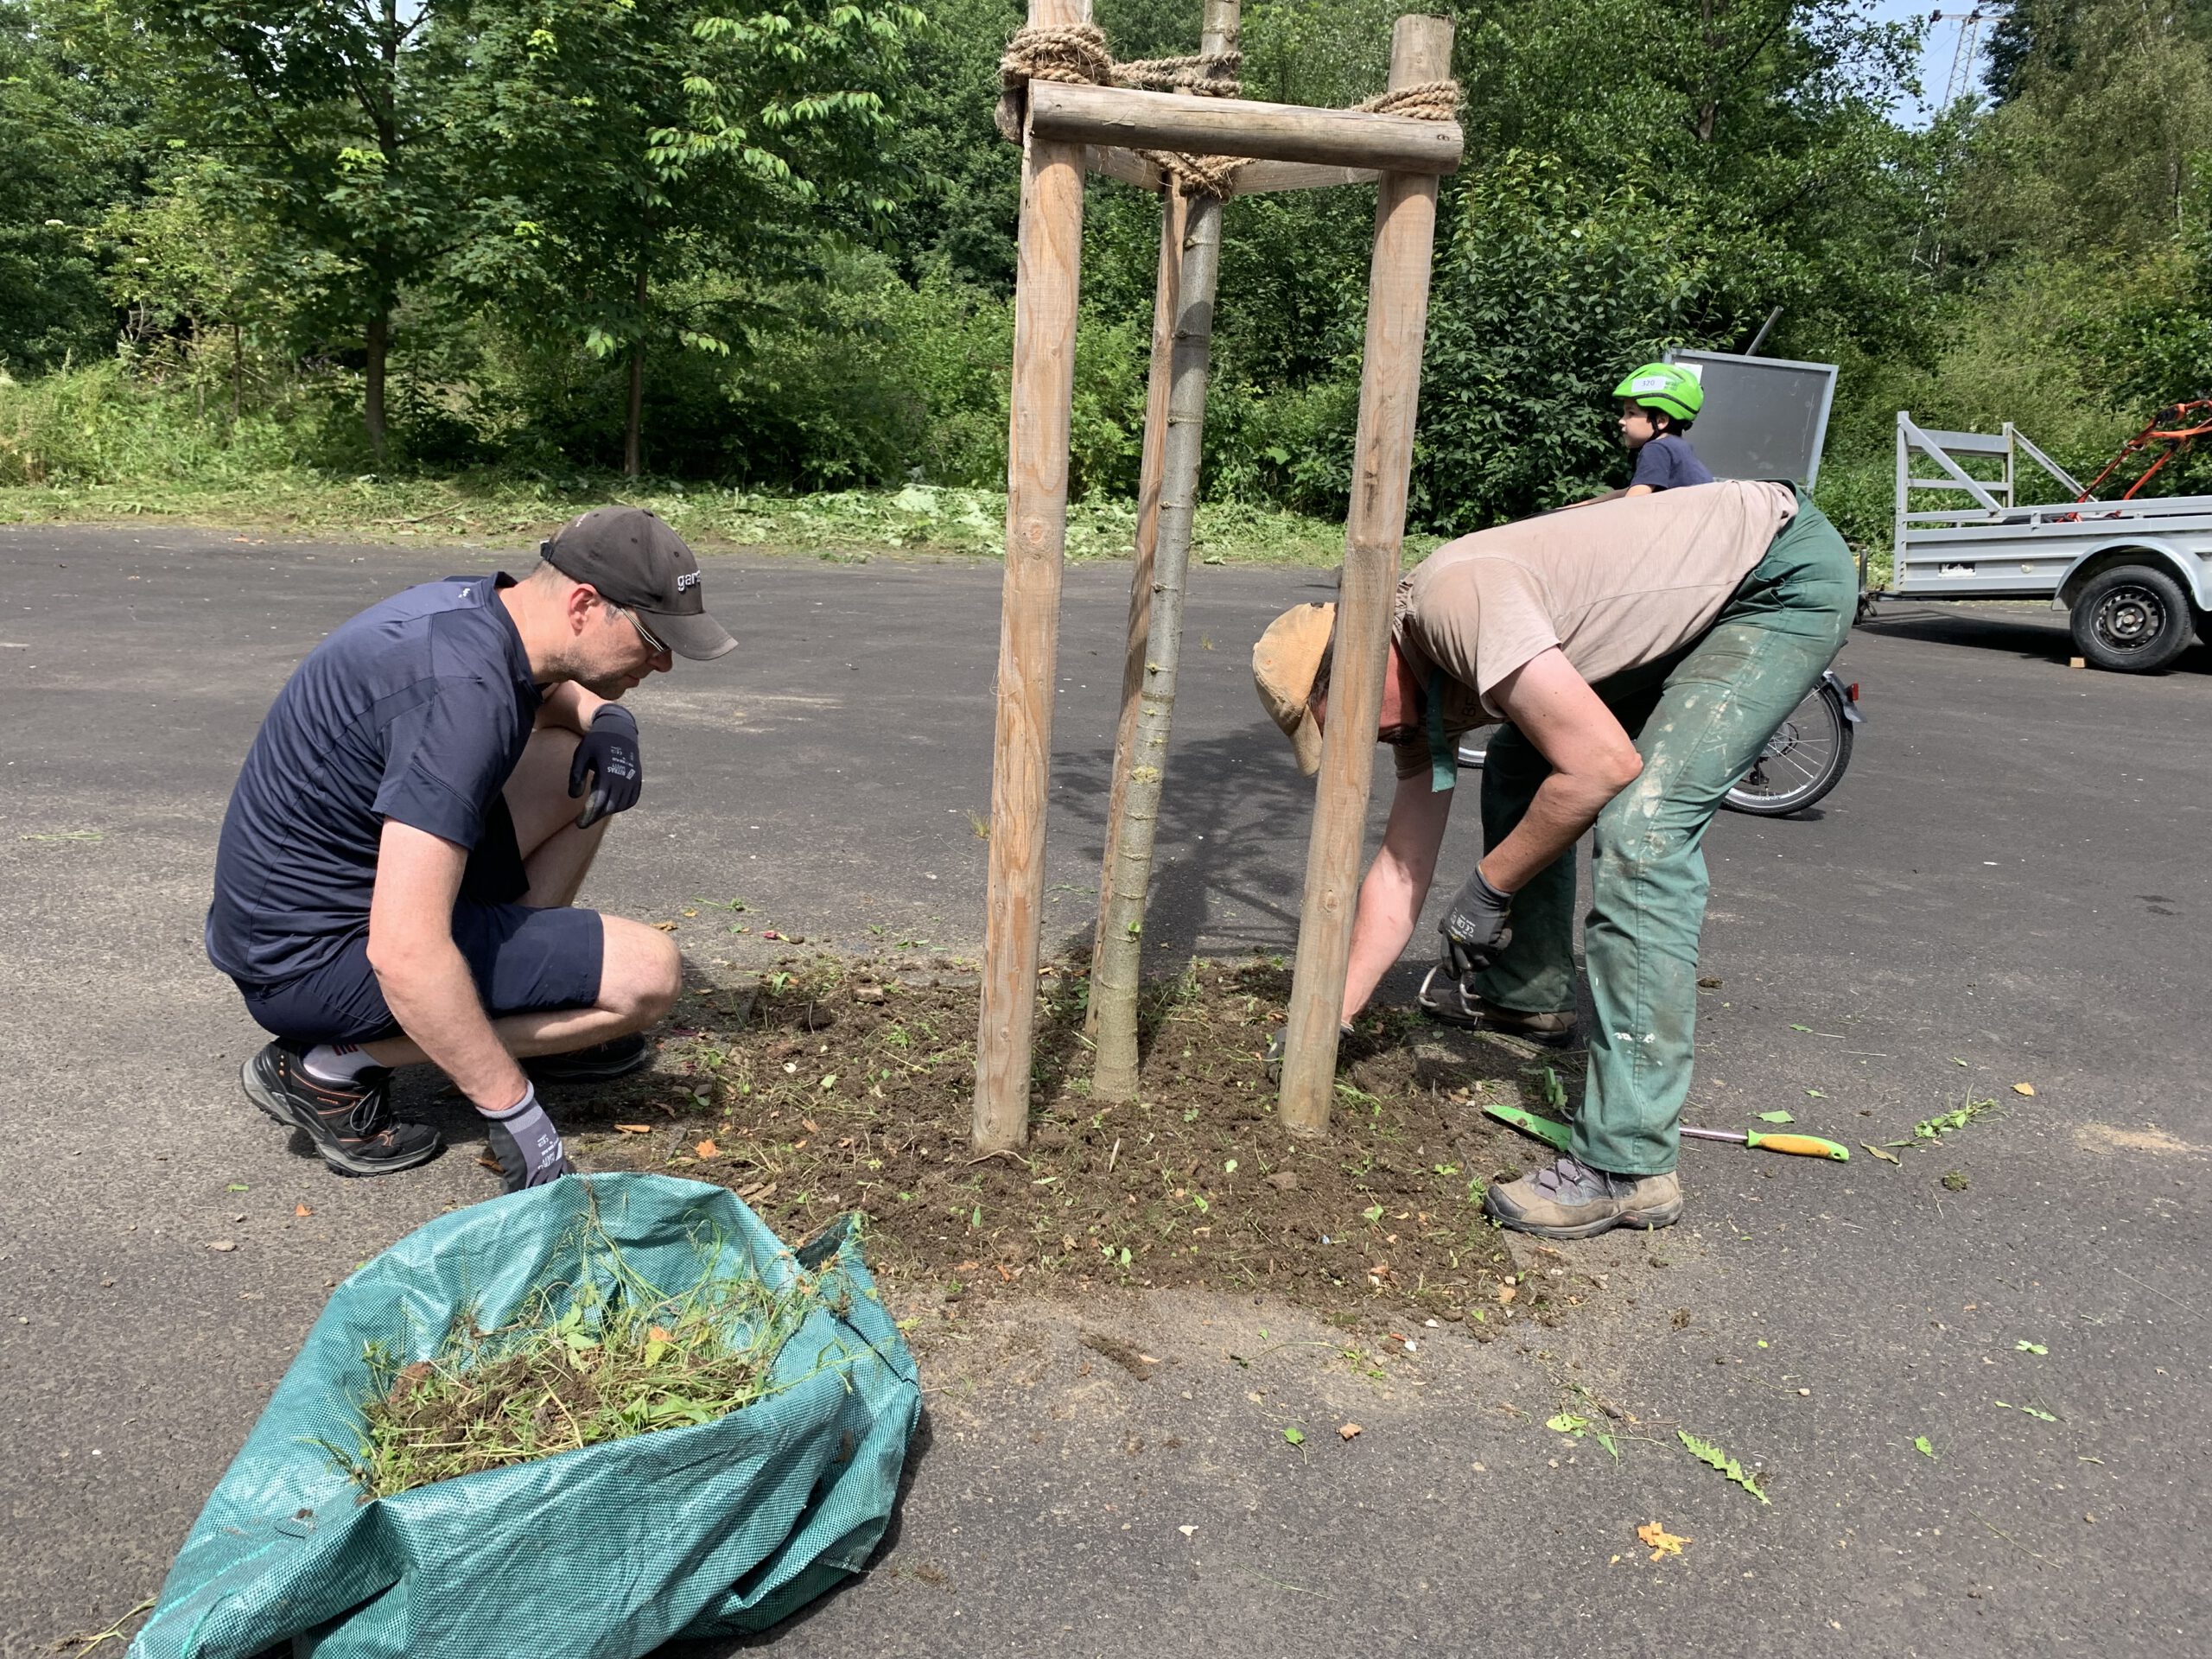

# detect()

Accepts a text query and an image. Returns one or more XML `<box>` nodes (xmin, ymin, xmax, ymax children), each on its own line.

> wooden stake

<box><xmin>1278</xmin><ymin>14</ymin><xmax>1453</xmax><ymax>1135</ymax></box>
<box><xmin>1088</xmin><ymin>185</ymin><xmax>1185</xmax><ymax>1038</ymax></box>
<box><xmin>973</xmin><ymin>0</ymin><xmax>1090</xmax><ymax>1153</ymax></box>
<box><xmin>1090</xmin><ymin>0</ymin><xmax>1238</xmax><ymax>1098</ymax></box>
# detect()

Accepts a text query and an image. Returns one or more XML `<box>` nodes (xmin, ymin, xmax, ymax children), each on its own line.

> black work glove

<box><xmin>569</xmin><ymin>704</ymin><xmax>642</xmax><ymax>829</ymax></box>
<box><xmin>1439</xmin><ymin>863</ymin><xmax>1514</xmax><ymax>980</ymax></box>
<box><xmin>480</xmin><ymin>1084</ymin><xmax>575</xmax><ymax>1194</ymax></box>
<box><xmin>1264</xmin><ymin>1021</ymin><xmax>1358</xmax><ymax>1085</ymax></box>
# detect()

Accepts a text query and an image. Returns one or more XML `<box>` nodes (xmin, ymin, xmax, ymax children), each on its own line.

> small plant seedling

<box><xmin>2015</xmin><ymin>1340</ymin><xmax>2048</xmax><ymax>1355</ymax></box>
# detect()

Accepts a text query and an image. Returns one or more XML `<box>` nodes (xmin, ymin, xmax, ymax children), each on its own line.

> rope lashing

<box><xmin>996</xmin><ymin>23</ymin><xmax>1457</xmax><ymax>200</ymax></box>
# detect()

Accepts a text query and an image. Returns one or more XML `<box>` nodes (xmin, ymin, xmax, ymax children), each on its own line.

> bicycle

<box><xmin>1456</xmin><ymin>670</ymin><xmax>1862</xmax><ymax>818</ymax></box>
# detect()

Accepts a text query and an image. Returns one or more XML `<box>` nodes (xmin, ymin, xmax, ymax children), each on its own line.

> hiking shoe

<box><xmin>240</xmin><ymin>1041</ymin><xmax>442</xmax><ymax>1178</ymax></box>
<box><xmin>1483</xmin><ymin>1154</ymin><xmax>1681</xmax><ymax>1240</ymax></box>
<box><xmin>1417</xmin><ymin>965</ymin><xmax>1579</xmax><ymax>1047</ymax></box>
<box><xmin>524</xmin><ymin>1033</ymin><xmax>653</xmax><ymax>1085</ymax></box>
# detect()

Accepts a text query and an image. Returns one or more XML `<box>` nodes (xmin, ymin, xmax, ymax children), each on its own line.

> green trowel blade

<box><xmin>1482</xmin><ymin>1101</ymin><xmax>1573</xmax><ymax>1151</ymax></box>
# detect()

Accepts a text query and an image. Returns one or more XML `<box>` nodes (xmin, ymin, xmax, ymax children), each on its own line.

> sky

<box><xmin>1872</xmin><ymin>0</ymin><xmax>1996</xmax><ymax>125</ymax></box>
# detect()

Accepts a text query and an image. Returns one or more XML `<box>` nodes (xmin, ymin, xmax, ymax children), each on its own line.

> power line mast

<box><xmin>1934</xmin><ymin>4</ymin><xmax>2009</xmax><ymax>111</ymax></box>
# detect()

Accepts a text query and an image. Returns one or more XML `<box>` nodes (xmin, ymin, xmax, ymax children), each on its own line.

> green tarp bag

<box><xmin>128</xmin><ymin>1173</ymin><xmax>919</xmax><ymax>1659</ymax></box>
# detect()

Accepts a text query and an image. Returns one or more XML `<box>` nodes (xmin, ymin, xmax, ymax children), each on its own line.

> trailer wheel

<box><xmin>2070</xmin><ymin>563</ymin><xmax>2194</xmax><ymax>672</ymax></box>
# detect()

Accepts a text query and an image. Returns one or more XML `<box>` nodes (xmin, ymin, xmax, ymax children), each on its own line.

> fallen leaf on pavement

<box><xmin>2012</xmin><ymin>1082</ymin><xmax>2037</xmax><ymax>1096</ymax></box>
<box><xmin>1338</xmin><ymin>1422</ymin><xmax>1363</xmax><ymax>1440</ymax></box>
<box><xmin>476</xmin><ymin>1155</ymin><xmax>505</xmax><ymax>1174</ymax></box>
<box><xmin>695</xmin><ymin>1138</ymin><xmax>720</xmax><ymax>1159</ymax></box>
<box><xmin>1637</xmin><ymin>1522</ymin><xmax>1689</xmax><ymax>1561</ymax></box>
<box><xmin>1497</xmin><ymin>1284</ymin><xmax>1517</xmax><ymax>1304</ymax></box>
<box><xmin>613</xmin><ymin>1123</ymin><xmax>652</xmax><ymax>1135</ymax></box>
<box><xmin>1862</xmin><ymin>1143</ymin><xmax>1901</xmax><ymax>1164</ymax></box>
<box><xmin>1757</xmin><ymin>1110</ymin><xmax>1796</xmax><ymax>1124</ymax></box>
<box><xmin>654</xmin><ymin>920</ymin><xmax>678</xmax><ymax>931</ymax></box>
<box><xmin>206</xmin><ymin>1241</ymin><xmax>237</xmax><ymax>1253</ymax></box>
<box><xmin>294</xmin><ymin>1203</ymin><xmax>313</xmax><ymax>1217</ymax></box>
<box><xmin>1915</xmin><ymin>1436</ymin><xmax>1937</xmax><ymax>1459</ymax></box>
<box><xmin>1179</xmin><ymin>1525</ymin><xmax>1198</xmax><ymax>1537</ymax></box>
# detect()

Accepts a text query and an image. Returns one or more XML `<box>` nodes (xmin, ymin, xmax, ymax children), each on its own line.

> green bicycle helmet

<box><xmin>1613</xmin><ymin>362</ymin><xmax>1704</xmax><ymax>423</ymax></box>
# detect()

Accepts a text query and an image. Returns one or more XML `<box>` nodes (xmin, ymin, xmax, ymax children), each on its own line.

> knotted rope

<box><xmin>997</xmin><ymin>22</ymin><xmax>1458</xmax><ymax>199</ymax></box>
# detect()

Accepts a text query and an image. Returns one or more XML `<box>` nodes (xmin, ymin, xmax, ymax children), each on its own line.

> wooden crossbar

<box><xmin>1031</xmin><ymin>80</ymin><xmax>1463</xmax><ymax>175</ymax></box>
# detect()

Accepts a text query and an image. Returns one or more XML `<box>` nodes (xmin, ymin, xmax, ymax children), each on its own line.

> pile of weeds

<box><xmin>342</xmin><ymin>1212</ymin><xmax>827</xmax><ymax>1498</ymax></box>
<box><xmin>570</xmin><ymin>954</ymin><xmax>1595</xmax><ymax>1333</ymax></box>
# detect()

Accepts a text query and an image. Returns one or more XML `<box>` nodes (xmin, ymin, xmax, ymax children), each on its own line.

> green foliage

<box><xmin>0</xmin><ymin>0</ymin><xmax>142</xmax><ymax>372</ymax></box>
<box><xmin>3</xmin><ymin>0</ymin><xmax>2208</xmax><ymax>542</ymax></box>
<box><xmin>1678</xmin><ymin>1428</ymin><xmax>1771</xmax><ymax>1504</ymax></box>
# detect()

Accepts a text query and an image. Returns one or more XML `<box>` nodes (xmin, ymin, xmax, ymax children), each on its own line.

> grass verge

<box><xmin>0</xmin><ymin>471</ymin><xmax>1387</xmax><ymax>568</ymax></box>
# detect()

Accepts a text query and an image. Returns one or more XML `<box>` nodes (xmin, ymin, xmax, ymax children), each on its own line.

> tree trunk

<box><xmin>1087</xmin><ymin>188</ymin><xmax>1187</xmax><ymax>1038</ymax></box>
<box><xmin>232</xmin><ymin>321</ymin><xmax>243</xmax><ymax>421</ymax></box>
<box><xmin>624</xmin><ymin>257</ymin><xmax>648</xmax><ymax>480</ymax></box>
<box><xmin>1090</xmin><ymin>0</ymin><xmax>1238</xmax><ymax>1102</ymax></box>
<box><xmin>365</xmin><ymin>307</ymin><xmax>389</xmax><ymax>462</ymax></box>
<box><xmin>1089</xmin><ymin>184</ymin><xmax>1225</xmax><ymax>1101</ymax></box>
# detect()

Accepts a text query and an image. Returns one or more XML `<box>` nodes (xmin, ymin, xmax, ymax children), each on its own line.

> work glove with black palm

<box><xmin>480</xmin><ymin>1084</ymin><xmax>575</xmax><ymax>1193</ymax></box>
<box><xmin>1439</xmin><ymin>863</ymin><xmax>1514</xmax><ymax>982</ymax></box>
<box><xmin>569</xmin><ymin>704</ymin><xmax>642</xmax><ymax>829</ymax></box>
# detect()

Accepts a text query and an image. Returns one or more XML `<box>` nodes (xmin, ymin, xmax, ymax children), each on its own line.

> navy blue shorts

<box><xmin>238</xmin><ymin>903</ymin><xmax>606</xmax><ymax>1046</ymax></box>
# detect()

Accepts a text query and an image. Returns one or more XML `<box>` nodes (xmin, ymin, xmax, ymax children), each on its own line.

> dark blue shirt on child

<box><xmin>1630</xmin><ymin>433</ymin><xmax>1715</xmax><ymax>491</ymax></box>
<box><xmin>207</xmin><ymin>574</ymin><xmax>541</xmax><ymax>990</ymax></box>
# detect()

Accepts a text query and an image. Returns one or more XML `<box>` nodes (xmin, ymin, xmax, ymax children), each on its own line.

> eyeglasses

<box><xmin>610</xmin><ymin>601</ymin><xmax>667</xmax><ymax>658</ymax></box>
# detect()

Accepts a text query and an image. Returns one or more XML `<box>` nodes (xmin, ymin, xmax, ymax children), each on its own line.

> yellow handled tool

<box><xmin>1681</xmin><ymin>1126</ymin><xmax>1850</xmax><ymax>1160</ymax></box>
<box><xmin>1484</xmin><ymin>1103</ymin><xmax>1849</xmax><ymax>1161</ymax></box>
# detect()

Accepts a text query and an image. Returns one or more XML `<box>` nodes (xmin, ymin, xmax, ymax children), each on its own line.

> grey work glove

<box><xmin>569</xmin><ymin>704</ymin><xmax>642</xmax><ymax>829</ymax></box>
<box><xmin>480</xmin><ymin>1084</ymin><xmax>574</xmax><ymax>1194</ymax></box>
<box><xmin>1264</xmin><ymin>1021</ymin><xmax>1358</xmax><ymax>1085</ymax></box>
<box><xmin>1439</xmin><ymin>863</ymin><xmax>1514</xmax><ymax>981</ymax></box>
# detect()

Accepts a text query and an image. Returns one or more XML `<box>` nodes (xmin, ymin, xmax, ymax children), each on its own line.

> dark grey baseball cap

<box><xmin>541</xmin><ymin>505</ymin><xmax>736</xmax><ymax>661</ymax></box>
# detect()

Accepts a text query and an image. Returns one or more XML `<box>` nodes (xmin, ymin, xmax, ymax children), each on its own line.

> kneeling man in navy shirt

<box><xmin>207</xmin><ymin>506</ymin><xmax>735</xmax><ymax>1191</ymax></box>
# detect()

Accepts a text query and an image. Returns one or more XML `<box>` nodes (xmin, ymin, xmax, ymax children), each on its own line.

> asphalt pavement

<box><xmin>2</xmin><ymin>525</ymin><xmax>2206</xmax><ymax>1657</ymax></box>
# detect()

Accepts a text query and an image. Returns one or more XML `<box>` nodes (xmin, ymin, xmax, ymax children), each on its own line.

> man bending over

<box><xmin>207</xmin><ymin>506</ymin><xmax>736</xmax><ymax>1191</ymax></box>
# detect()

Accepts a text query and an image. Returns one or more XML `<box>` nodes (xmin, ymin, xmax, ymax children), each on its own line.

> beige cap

<box><xmin>1252</xmin><ymin>601</ymin><xmax>1337</xmax><ymax>775</ymax></box>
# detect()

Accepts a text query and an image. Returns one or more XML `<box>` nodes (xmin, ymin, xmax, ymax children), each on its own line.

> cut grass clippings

<box><xmin>341</xmin><ymin>1205</ymin><xmax>836</xmax><ymax>1498</ymax></box>
<box><xmin>566</xmin><ymin>954</ymin><xmax>1587</xmax><ymax>1333</ymax></box>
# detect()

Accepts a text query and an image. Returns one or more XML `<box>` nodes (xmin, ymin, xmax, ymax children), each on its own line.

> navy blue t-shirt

<box><xmin>1630</xmin><ymin>433</ymin><xmax>1715</xmax><ymax>491</ymax></box>
<box><xmin>207</xmin><ymin>574</ymin><xmax>541</xmax><ymax>988</ymax></box>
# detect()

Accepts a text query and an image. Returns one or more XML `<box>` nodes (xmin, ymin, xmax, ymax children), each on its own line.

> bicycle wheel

<box><xmin>1724</xmin><ymin>681</ymin><xmax>1853</xmax><ymax>817</ymax></box>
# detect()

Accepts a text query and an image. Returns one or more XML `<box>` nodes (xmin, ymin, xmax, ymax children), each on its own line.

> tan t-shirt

<box><xmin>1389</xmin><ymin>480</ymin><xmax>1796</xmax><ymax>779</ymax></box>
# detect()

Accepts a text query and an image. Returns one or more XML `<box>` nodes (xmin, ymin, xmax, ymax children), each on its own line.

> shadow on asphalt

<box><xmin>1856</xmin><ymin>603</ymin><xmax>2212</xmax><ymax>676</ymax></box>
<box><xmin>1046</xmin><ymin>726</ymin><xmax>1321</xmax><ymax>969</ymax></box>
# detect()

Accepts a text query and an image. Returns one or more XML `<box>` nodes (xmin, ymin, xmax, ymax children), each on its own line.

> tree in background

<box><xmin>51</xmin><ymin>0</ymin><xmax>471</xmax><ymax>459</ymax></box>
<box><xmin>443</xmin><ymin>0</ymin><xmax>925</xmax><ymax>477</ymax></box>
<box><xmin>0</xmin><ymin>0</ymin><xmax>143</xmax><ymax>374</ymax></box>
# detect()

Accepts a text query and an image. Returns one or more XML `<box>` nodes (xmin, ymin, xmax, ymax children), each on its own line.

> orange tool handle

<box><xmin>1745</xmin><ymin>1131</ymin><xmax>1850</xmax><ymax>1160</ymax></box>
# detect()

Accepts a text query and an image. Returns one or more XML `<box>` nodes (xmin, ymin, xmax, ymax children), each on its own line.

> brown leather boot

<box><xmin>1483</xmin><ymin>1154</ymin><xmax>1681</xmax><ymax>1240</ymax></box>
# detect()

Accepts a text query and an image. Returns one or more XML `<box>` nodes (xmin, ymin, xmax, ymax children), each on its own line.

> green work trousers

<box><xmin>1471</xmin><ymin>490</ymin><xmax>1856</xmax><ymax>1175</ymax></box>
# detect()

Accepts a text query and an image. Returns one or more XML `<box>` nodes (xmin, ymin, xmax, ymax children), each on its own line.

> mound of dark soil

<box><xmin>570</xmin><ymin>955</ymin><xmax>1592</xmax><ymax>1332</ymax></box>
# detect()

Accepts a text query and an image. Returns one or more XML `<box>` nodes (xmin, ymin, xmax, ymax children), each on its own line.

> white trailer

<box><xmin>1874</xmin><ymin>412</ymin><xmax>2212</xmax><ymax>671</ymax></box>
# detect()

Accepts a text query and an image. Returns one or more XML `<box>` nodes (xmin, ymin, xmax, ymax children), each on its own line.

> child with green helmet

<box><xmin>1615</xmin><ymin>362</ymin><xmax>1713</xmax><ymax>493</ymax></box>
